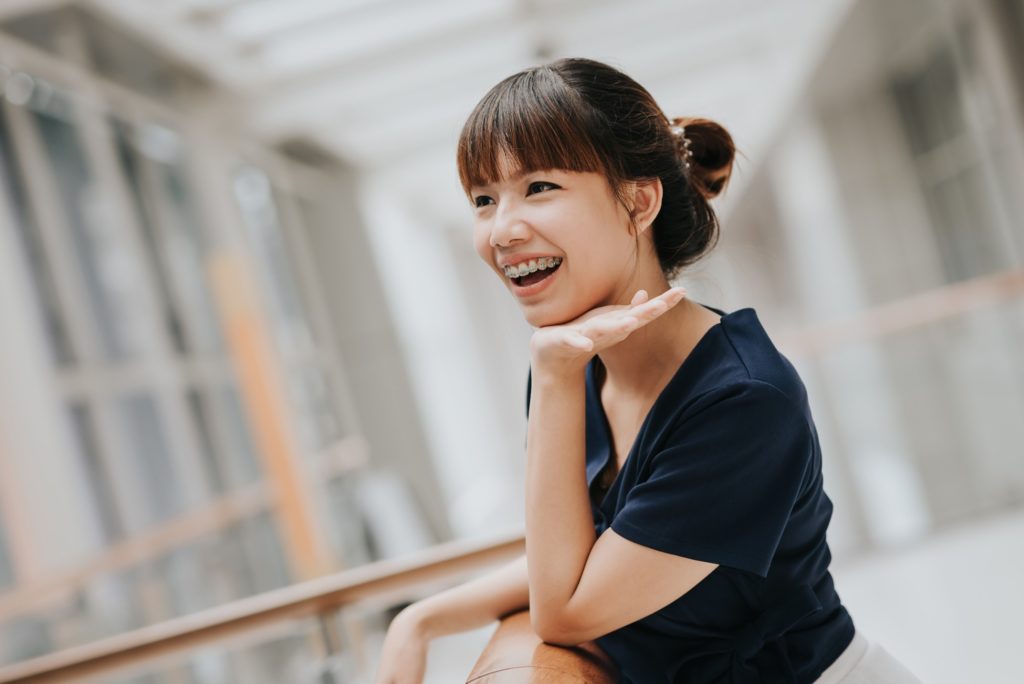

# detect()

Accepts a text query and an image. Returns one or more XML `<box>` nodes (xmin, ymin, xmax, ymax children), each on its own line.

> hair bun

<box><xmin>669</xmin><ymin>116</ymin><xmax>736</xmax><ymax>200</ymax></box>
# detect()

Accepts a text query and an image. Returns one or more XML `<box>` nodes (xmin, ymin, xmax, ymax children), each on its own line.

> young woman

<box><xmin>374</xmin><ymin>58</ymin><xmax>922</xmax><ymax>683</ymax></box>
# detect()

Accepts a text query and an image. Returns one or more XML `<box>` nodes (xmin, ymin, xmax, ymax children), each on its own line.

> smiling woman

<box><xmin>372</xmin><ymin>58</ymin><xmax>923</xmax><ymax>684</ymax></box>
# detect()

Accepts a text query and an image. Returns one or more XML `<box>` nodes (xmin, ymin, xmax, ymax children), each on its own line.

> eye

<box><xmin>473</xmin><ymin>194</ymin><xmax>494</xmax><ymax>208</ymax></box>
<box><xmin>528</xmin><ymin>181</ymin><xmax>559</xmax><ymax>195</ymax></box>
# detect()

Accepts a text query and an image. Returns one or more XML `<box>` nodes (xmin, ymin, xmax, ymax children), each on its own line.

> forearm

<box><xmin>402</xmin><ymin>554</ymin><xmax>529</xmax><ymax>640</ymax></box>
<box><xmin>524</xmin><ymin>367</ymin><xmax>595</xmax><ymax>628</ymax></box>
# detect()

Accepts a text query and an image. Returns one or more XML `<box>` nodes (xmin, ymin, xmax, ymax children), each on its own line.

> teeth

<box><xmin>504</xmin><ymin>257</ymin><xmax>561</xmax><ymax>279</ymax></box>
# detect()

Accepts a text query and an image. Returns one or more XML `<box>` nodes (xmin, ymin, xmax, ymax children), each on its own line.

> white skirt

<box><xmin>814</xmin><ymin>631</ymin><xmax>923</xmax><ymax>683</ymax></box>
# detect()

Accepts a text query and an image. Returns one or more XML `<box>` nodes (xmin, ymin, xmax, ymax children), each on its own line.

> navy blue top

<box><xmin>525</xmin><ymin>303</ymin><xmax>855</xmax><ymax>683</ymax></box>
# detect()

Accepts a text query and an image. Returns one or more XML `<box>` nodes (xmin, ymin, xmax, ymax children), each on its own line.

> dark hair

<box><xmin>456</xmin><ymin>57</ymin><xmax>737</xmax><ymax>281</ymax></box>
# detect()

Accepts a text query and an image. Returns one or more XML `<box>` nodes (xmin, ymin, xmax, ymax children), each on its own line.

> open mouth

<box><xmin>509</xmin><ymin>258</ymin><xmax>562</xmax><ymax>287</ymax></box>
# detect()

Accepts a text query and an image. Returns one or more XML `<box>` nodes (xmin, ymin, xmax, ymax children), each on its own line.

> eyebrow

<box><xmin>471</xmin><ymin>169</ymin><xmax>550</xmax><ymax>191</ymax></box>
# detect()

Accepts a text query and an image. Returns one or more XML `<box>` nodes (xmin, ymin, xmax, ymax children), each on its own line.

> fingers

<box><xmin>630</xmin><ymin>289</ymin><xmax>649</xmax><ymax>306</ymax></box>
<box><xmin>628</xmin><ymin>286</ymin><xmax>686</xmax><ymax>321</ymax></box>
<box><xmin>574</xmin><ymin>315</ymin><xmax>633</xmax><ymax>345</ymax></box>
<box><xmin>555</xmin><ymin>287</ymin><xmax>687</xmax><ymax>356</ymax></box>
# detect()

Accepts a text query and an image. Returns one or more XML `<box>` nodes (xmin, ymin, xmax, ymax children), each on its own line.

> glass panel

<box><xmin>891</xmin><ymin>41</ymin><xmax>1014</xmax><ymax>282</ymax></box>
<box><xmin>238</xmin><ymin>513</ymin><xmax>291</xmax><ymax>593</ymax></box>
<box><xmin>891</xmin><ymin>47</ymin><xmax>966</xmax><ymax>155</ymax></box>
<box><xmin>325</xmin><ymin>473</ymin><xmax>373</xmax><ymax>567</ymax></box>
<box><xmin>155</xmin><ymin>139</ymin><xmax>224</xmax><ymax>352</ymax></box>
<box><xmin>288</xmin><ymin>364</ymin><xmax>344</xmax><ymax>452</ymax></box>
<box><xmin>80</xmin><ymin>571</ymin><xmax>145</xmax><ymax>641</ymax></box>
<box><xmin>0</xmin><ymin>105</ymin><xmax>75</xmax><ymax>366</ymax></box>
<box><xmin>232</xmin><ymin>166</ymin><xmax>316</xmax><ymax>359</ymax></box>
<box><xmin>112</xmin><ymin>118</ymin><xmax>224</xmax><ymax>355</ymax></box>
<box><xmin>32</xmin><ymin>109</ymin><xmax>150</xmax><ymax>360</ymax></box>
<box><xmin>186</xmin><ymin>388</ymin><xmax>226</xmax><ymax>495</ymax></box>
<box><xmin>920</xmin><ymin>165</ymin><xmax>1007</xmax><ymax>281</ymax></box>
<box><xmin>114</xmin><ymin>393</ymin><xmax>183</xmax><ymax>525</ymax></box>
<box><xmin>97</xmin><ymin>616</ymin><xmax>332</xmax><ymax>684</ymax></box>
<box><xmin>0</xmin><ymin>617</ymin><xmax>51</xmax><ymax>665</ymax></box>
<box><xmin>154</xmin><ymin>543</ymin><xmax>216</xmax><ymax>619</ymax></box>
<box><xmin>112</xmin><ymin>119</ymin><xmax>189</xmax><ymax>355</ymax></box>
<box><xmin>217</xmin><ymin>384</ymin><xmax>262</xmax><ymax>488</ymax></box>
<box><xmin>67</xmin><ymin>402</ymin><xmax>125</xmax><ymax>542</ymax></box>
<box><xmin>185</xmin><ymin>385</ymin><xmax>263</xmax><ymax>493</ymax></box>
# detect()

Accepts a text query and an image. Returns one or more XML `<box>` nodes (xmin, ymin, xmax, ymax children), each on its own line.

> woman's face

<box><xmin>470</xmin><ymin>164</ymin><xmax>638</xmax><ymax>328</ymax></box>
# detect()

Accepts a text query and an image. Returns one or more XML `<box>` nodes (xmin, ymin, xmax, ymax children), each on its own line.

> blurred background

<box><xmin>0</xmin><ymin>0</ymin><xmax>1021</xmax><ymax>681</ymax></box>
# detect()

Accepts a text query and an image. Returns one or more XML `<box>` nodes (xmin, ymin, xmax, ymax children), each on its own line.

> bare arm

<box><xmin>523</xmin><ymin>288</ymin><xmax>719</xmax><ymax>646</ymax></box>
<box><xmin>400</xmin><ymin>553</ymin><xmax>529</xmax><ymax>639</ymax></box>
<box><xmin>374</xmin><ymin>555</ymin><xmax>529</xmax><ymax>683</ymax></box>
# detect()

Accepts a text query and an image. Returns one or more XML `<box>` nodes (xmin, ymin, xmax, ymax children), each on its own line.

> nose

<box><xmin>488</xmin><ymin>200</ymin><xmax>530</xmax><ymax>247</ymax></box>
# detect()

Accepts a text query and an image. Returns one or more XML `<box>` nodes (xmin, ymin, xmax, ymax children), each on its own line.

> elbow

<box><xmin>530</xmin><ymin>609</ymin><xmax>584</xmax><ymax>647</ymax></box>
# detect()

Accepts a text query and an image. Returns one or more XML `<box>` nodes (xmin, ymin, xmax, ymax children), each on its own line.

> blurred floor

<box><xmin>374</xmin><ymin>508</ymin><xmax>1024</xmax><ymax>683</ymax></box>
<box><xmin>833</xmin><ymin>507</ymin><xmax>1024</xmax><ymax>683</ymax></box>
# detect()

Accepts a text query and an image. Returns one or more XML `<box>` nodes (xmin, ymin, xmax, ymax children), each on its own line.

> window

<box><xmin>891</xmin><ymin>40</ymin><xmax>1013</xmax><ymax>282</ymax></box>
<box><xmin>112</xmin><ymin>118</ymin><xmax>224</xmax><ymax>355</ymax></box>
<box><xmin>33</xmin><ymin>109</ymin><xmax>150</xmax><ymax>360</ymax></box>
<box><xmin>114</xmin><ymin>393</ymin><xmax>184</xmax><ymax>525</ymax></box>
<box><xmin>67</xmin><ymin>402</ymin><xmax>125</xmax><ymax>543</ymax></box>
<box><xmin>0</xmin><ymin>103</ymin><xmax>75</xmax><ymax>366</ymax></box>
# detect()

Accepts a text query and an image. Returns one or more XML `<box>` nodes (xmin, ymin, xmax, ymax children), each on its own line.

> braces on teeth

<box><xmin>504</xmin><ymin>257</ymin><xmax>562</xmax><ymax>279</ymax></box>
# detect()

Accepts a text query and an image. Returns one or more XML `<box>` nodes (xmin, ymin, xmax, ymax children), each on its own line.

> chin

<box><xmin>520</xmin><ymin>302</ymin><xmax>580</xmax><ymax>329</ymax></box>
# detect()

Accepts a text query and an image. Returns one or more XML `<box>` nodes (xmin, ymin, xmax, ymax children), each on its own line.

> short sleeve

<box><xmin>609</xmin><ymin>381</ymin><xmax>812</xmax><ymax>577</ymax></box>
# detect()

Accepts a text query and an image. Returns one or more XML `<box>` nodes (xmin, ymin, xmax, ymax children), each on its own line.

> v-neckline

<box><xmin>586</xmin><ymin>302</ymin><xmax>728</xmax><ymax>508</ymax></box>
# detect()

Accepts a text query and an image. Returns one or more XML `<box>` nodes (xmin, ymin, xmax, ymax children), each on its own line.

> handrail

<box><xmin>0</xmin><ymin>530</ymin><xmax>525</xmax><ymax>683</ymax></box>
<box><xmin>774</xmin><ymin>268</ymin><xmax>1024</xmax><ymax>356</ymax></box>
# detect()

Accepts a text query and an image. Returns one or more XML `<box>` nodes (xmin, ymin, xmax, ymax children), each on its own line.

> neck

<box><xmin>596</xmin><ymin>295</ymin><xmax>721</xmax><ymax>401</ymax></box>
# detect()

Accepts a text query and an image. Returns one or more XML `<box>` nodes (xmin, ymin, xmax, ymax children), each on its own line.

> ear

<box><xmin>627</xmin><ymin>178</ymin><xmax>663</xmax><ymax>234</ymax></box>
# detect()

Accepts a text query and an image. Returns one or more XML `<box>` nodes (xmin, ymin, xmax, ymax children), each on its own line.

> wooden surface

<box><xmin>466</xmin><ymin>610</ymin><xmax>618</xmax><ymax>683</ymax></box>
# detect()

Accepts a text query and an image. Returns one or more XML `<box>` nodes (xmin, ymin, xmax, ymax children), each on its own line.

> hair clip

<box><xmin>669</xmin><ymin>123</ymin><xmax>693</xmax><ymax>170</ymax></box>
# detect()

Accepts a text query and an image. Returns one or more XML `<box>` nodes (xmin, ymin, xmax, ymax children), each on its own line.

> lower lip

<box><xmin>510</xmin><ymin>263</ymin><xmax>561</xmax><ymax>298</ymax></box>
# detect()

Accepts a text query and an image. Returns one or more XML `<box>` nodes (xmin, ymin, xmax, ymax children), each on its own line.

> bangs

<box><xmin>457</xmin><ymin>67</ymin><xmax>610</xmax><ymax>194</ymax></box>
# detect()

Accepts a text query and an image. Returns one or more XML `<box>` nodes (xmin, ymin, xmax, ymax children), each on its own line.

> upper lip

<box><xmin>497</xmin><ymin>254</ymin><xmax>562</xmax><ymax>268</ymax></box>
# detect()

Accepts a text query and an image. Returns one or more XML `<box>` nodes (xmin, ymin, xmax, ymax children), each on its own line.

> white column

<box><xmin>770</xmin><ymin>108</ymin><xmax>930</xmax><ymax>550</ymax></box>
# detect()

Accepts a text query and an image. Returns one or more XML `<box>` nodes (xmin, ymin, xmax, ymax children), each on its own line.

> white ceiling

<box><xmin>72</xmin><ymin>0</ymin><xmax>853</xmax><ymax>223</ymax></box>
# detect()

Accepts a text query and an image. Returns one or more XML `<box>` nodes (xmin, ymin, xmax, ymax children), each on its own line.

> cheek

<box><xmin>472</xmin><ymin>226</ymin><xmax>492</xmax><ymax>264</ymax></box>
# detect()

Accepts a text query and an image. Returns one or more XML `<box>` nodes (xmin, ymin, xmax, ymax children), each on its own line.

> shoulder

<box><xmin>652</xmin><ymin>379</ymin><xmax>814</xmax><ymax>497</ymax></box>
<box><xmin>680</xmin><ymin>379</ymin><xmax>808</xmax><ymax>434</ymax></box>
<box><xmin>716</xmin><ymin>307</ymin><xmax>809</xmax><ymax>415</ymax></box>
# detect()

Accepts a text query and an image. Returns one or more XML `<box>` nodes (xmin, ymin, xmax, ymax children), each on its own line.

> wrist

<box><xmin>394</xmin><ymin>602</ymin><xmax>433</xmax><ymax>639</ymax></box>
<box><xmin>530</xmin><ymin>359</ymin><xmax>589</xmax><ymax>384</ymax></box>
